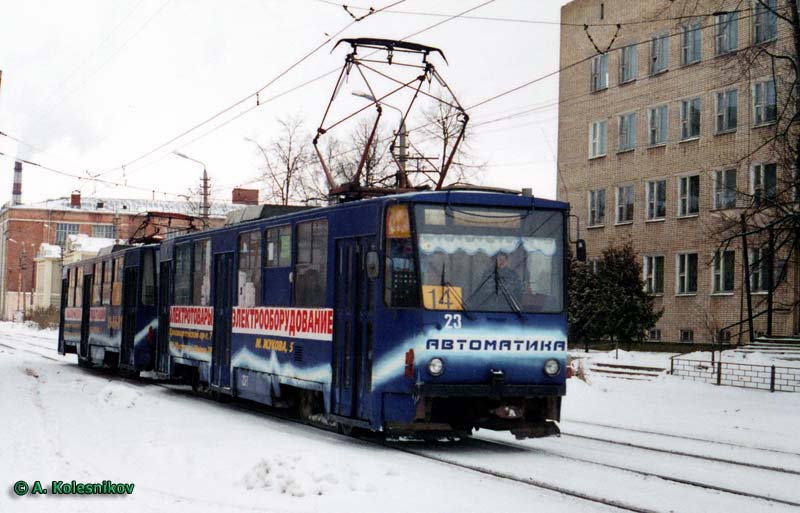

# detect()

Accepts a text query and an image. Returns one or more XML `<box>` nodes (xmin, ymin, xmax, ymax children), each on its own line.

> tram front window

<box><xmin>415</xmin><ymin>205</ymin><xmax>563</xmax><ymax>313</ymax></box>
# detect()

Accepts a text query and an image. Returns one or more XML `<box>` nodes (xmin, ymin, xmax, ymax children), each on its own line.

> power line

<box><xmin>22</xmin><ymin>0</ymin><xmax>147</xmax><ymax>125</ymax></box>
<box><xmin>0</xmin><ymin>148</ymin><xmax>186</xmax><ymax>199</ymax></box>
<box><xmin>25</xmin><ymin>0</ymin><xmax>174</xmax><ymax>131</ymax></box>
<box><xmin>312</xmin><ymin>0</ymin><xmax>758</xmax><ymax>28</ymax></box>
<box><xmin>99</xmin><ymin>0</ymin><xmax>495</xmax><ymax>180</ymax></box>
<box><xmin>95</xmin><ymin>0</ymin><xmax>408</xmax><ymax>178</ymax></box>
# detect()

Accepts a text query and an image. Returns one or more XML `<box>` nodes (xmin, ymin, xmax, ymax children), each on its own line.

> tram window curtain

<box><xmin>295</xmin><ymin>220</ymin><xmax>327</xmax><ymax>307</ymax></box>
<box><xmin>174</xmin><ymin>244</ymin><xmax>193</xmax><ymax>305</ymax></box>
<box><xmin>193</xmin><ymin>239</ymin><xmax>212</xmax><ymax>306</ymax></box>
<box><xmin>237</xmin><ymin>231</ymin><xmax>262</xmax><ymax>306</ymax></box>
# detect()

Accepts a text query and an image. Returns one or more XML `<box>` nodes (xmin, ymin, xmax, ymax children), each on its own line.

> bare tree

<box><xmin>706</xmin><ymin>0</ymin><xmax>800</xmax><ymax>338</ymax></box>
<box><xmin>249</xmin><ymin>115</ymin><xmax>313</xmax><ymax>205</ymax></box>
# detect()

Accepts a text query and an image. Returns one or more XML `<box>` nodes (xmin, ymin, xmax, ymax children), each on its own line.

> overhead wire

<box><xmin>94</xmin><ymin>0</ymin><xmax>409</xmax><ymax>178</ymax></box>
<box><xmin>312</xmin><ymin>0</ymin><xmax>758</xmax><ymax>28</ymax></box>
<box><xmin>25</xmin><ymin>0</ymin><xmax>174</xmax><ymax>130</ymax></box>
<box><xmin>99</xmin><ymin>0</ymin><xmax>497</xmax><ymax>180</ymax></box>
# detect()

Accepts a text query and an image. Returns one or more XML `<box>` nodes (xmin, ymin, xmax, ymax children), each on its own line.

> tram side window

<box><xmin>102</xmin><ymin>259</ymin><xmax>113</xmax><ymax>305</ymax></box>
<box><xmin>66</xmin><ymin>269</ymin><xmax>75</xmax><ymax>307</ymax></box>
<box><xmin>193</xmin><ymin>239</ymin><xmax>212</xmax><ymax>306</ymax></box>
<box><xmin>266</xmin><ymin>225</ymin><xmax>291</xmax><ymax>267</ymax></box>
<box><xmin>111</xmin><ymin>257</ymin><xmax>123</xmax><ymax>306</ymax></box>
<box><xmin>75</xmin><ymin>267</ymin><xmax>83</xmax><ymax>308</ymax></box>
<box><xmin>237</xmin><ymin>231</ymin><xmax>261</xmax><ymax>306</ymax></box>
<box><xmin>174</xmin><ymin>244</ymin><xmax>193</xmax><ymax>305</ymax></box>
<box><xmin>141</xmin><ymin>250</ymin><xmax>156</xmax><ymax>306</ymax></box>
<box><xmin>295</xmin><ymin>220</ymin><xmax>327</xmax><ymax>307</ymax></box>
<box><xmin>92</xmin><ymin>262</ymin><xmax>102</xmax><ymax>305</ymax></box>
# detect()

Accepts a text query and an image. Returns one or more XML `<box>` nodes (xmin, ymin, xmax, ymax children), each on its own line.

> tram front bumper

<box><xmin>413</xmin><ymin>382</ymin><xmax>565</xmax><ymax>398</ymax></box>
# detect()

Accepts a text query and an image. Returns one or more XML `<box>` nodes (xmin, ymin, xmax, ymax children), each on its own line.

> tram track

<box><xmin>564</xmin><ymin>418</ymin><xmax>800</xmax><ymax>457</ymax></box>
<box><xmin>464</xmin><ymin>437</ymin><xmax>800</xmax><ymax>509</ymax></box>
<box><xmin>10</xmin><ymin>336</ymin><xmax>800</xmax><ymax>512</ymax></box>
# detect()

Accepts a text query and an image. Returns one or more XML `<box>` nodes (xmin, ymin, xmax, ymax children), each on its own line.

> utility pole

<box><xmin>201</xmin><ymin>169</ymin><xmax>210</xmax><ymax>230</ymax></box>
<box><xmin>173</xmin><ymin>152</ymin><xmax>210</xmax><ymax>230</ymax></box>
<box><xmin>19</xmin><ymin>245</ymin><xmax>26</xmax><ymax>318</ymax></box>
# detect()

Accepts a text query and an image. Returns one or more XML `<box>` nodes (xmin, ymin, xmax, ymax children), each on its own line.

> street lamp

<box><xmin>351</xmin><ymin>91</ymin><xmax>408</xmax><ymax>177</ymax></box>
<box><xmin>173</xmin><ymin>151</ymin><xmax>210</xmax><ymax>229</ymax></box>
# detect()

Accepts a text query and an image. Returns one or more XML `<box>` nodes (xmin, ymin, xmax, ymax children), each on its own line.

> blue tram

<box><xmin>59</xmin><ymin>189</ymin><xmax>569</xmax><ymax>439</ymax></box>
<box><xmin>59</xmin><ymin>244</ymin><xmax>159</xmax><ymax>372</ymax></box>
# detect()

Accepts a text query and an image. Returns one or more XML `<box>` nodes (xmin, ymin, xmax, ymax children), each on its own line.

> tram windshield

<box><xmin>415</xmin><ymin>205</ymin><xmax>563</xmax><ymax>313</ymax></box>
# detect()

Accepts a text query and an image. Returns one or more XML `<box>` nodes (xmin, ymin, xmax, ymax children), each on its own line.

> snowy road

<box><xmin>2</xmin><ymin>322</ymin><xmax>800</xmax><ymax>512</ymax></box>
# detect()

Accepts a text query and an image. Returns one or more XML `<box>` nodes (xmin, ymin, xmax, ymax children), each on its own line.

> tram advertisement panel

<box><xmin>169</xmin><ymin>306</ymin><xmax>213</xmax><ymax>362</ymax></box>
<box><xmin>229</xmin><ymin>307</ymin><xmax>334</xmax><ymax>380</ymax></box>
<box><xmin>63</xmin><ymin>307</ymin><xmax>82</xmax><ymax>342</ymax></box>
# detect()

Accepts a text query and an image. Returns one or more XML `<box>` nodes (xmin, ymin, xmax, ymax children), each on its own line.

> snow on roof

<box><xmin>8</xmin><ymin>196</ymin><xmax>240</xmax><ymax>218</ymax></box>
<box><xmin>66</xmin><ymin>233</ymin><xmax>116</xmax><ymax>254</ymax></box>
<box><xmin>37</xmin><ymin>243</ymin><xmax>62</xmax><ymax>259</ymax></box>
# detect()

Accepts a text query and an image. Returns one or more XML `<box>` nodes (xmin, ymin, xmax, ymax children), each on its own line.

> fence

<box><xmin>671</xmin><ymin>358</ymin><xmax>800</xmax><ymax>393</ymax></box>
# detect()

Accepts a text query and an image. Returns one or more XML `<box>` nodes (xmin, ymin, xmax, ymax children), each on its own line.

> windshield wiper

<box><xmin>439</xmin><ymin>261</ymin><xmax>475</xmax><ymax>320</ymax></box>
<box><xmin>491</xmin><ymin>260</ymin><xmax>523</xmax><ymax>318</ymax></box>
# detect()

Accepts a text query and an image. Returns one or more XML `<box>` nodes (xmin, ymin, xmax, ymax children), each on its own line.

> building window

<box><xmin>646</xmin><ymin>179</ymin><xmax>667</xmax><ymax>219</ymax></box>
<box><xmin>752</xmin><ymin>163</ymin><xmax>777</xmax><ymax>205</ymax></box>
<box><xmin>680</xmin><ymin>98</ymin><xmax>701</xmax><ymax>140</ymax></box>
<box><xmin>754</xmin><ymin>0</ymin><xmax>778</xmax><ymax>43</ymax></box>
<box><xmin>715</xmin><ymin>11</ymin><xmax>738</xmax><ymax>55</ymax></box>
<box><xmin>648</xmin><ymin>105</ymin><xmax>668</xmax><ymax>146</ymax></box>
<box><xmin>714</xmin><ymin>169</ymin><xmax>737</xmax><ymax>209</ymax></box>
<box><xmin>295</xmin><ymin>219</ymin><xmax>328</xmax><ymax>307</ymax></box>
<box><xmin>266</xmin><ymin>225</ymin><xmax>291</xmax><ymax>267</ymax></box>
<box><xmin>681</xmin><ymin>21</ymin><xmax>702</xmax><ymax>65</ymax></box>
<box><xmin>92</xmin><ymin>224</ymin><xmax>116</xmax><ymax>239</ymax></box>
<box><xmin>237</xmin><ymin>231</ymin><xmax>261</xmax><ymax>307</ymax></box>
<box><xmin>588</xmin><ymin>189</ymin><xmax>606</xmax><ymax>227</ymax></box>
<box><xmin>55</xmin><ymin>223</ymin><xmax>79</xmax><ymax>245</ymax></box>
<box><xmin>619</xmin><ymin>44</ymin><xmax>637</xmax><ymax>83</ymax></box>
<box><xmin>750</xmin><ymin>247</ymin><xmax>769</xmax><ymax>292</ymax></box>
<box><xmin>677</xmin><ymin>252</ymin><xmax>698</xmax><ymax>294</ymax></box>
<box><xmin>715</xmin><ymin>89</ymin><xmax>738</xmax><ymax>133</ymax></box>
<box><xmin>678</xmin><ymin>175</ymin><xmax>700</xmax><ymax>216</ymax></box>
<box><xmin>753</xmin><ymin>79</ymin><xmax>777</xmax><ymax>125</ymax></box>
<box><xmin>650</xmin><ymin>33</ymin><xmax>668</xmax><ymax>74</ymax></box>
<box><xmin>713</xmin><ymin>250</ymin><xmax>735</xmax><ymax>293</ymax></box>
<box><xmin>174</xmin><ymin>244</ymin><xmax>193</xmax><ymax>305</ymax></box>
<box><xmin>193</xmin><ymin>239</ymin><xmax>212</xmax><ymax>306</ymax></box>
<box><xmin>644</xmin><ymin>255</ymin><xmax>665</xmax><ymax>294</ymax></box>
<box><xmin>616</xmin><ymin>185</ymin><xmax>634</xmax><ymax>223</ymax></box>
<box><xmin>618</xmin><ymin>112</ymin><xmax>636</xmax><ymax>151</ymax></box>
<box><xmin>648</xmin><ymin>328</ymin><xmax>662</xmax><ymax>341</ymax></box>
<box><xmin>589</xmin><ymin>120</ymin><xmax>607</xmax><ymax>158</ymax></box>
<box><xmin>590</xmin><ymin>54</ymin><xmax>609</xmax><ymax>92</ymax></box>
<box><xmin>680</xmin><ymin>329</ymin><xmax>694</xmax><ymax>342</ymax></box>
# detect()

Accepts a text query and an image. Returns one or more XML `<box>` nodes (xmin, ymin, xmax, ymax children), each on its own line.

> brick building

<box><xmin>0</xmin><ymin>190</ymin><xmax>245</xmax><ymax>320</ymax></box>
<box><xmin>557</xmin><ymin>0</ymin><xmax>798</xmax><ymax>343</ymax></box>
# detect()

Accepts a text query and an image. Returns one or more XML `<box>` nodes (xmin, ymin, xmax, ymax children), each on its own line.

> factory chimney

<box><xmin>12</xmin><ymin>161</ymin><xmax>22</xmax><ymax>205</ymax></box>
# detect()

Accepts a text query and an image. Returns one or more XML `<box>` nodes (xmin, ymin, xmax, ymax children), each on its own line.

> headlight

<box><xmin>543</xmin><ymin>359</ymin><xmax>560</xmax><ymax>376</ymax></box>
<box><xmin>428</xmin><ymin>357</ymin><xmax>444</xmax><ymax>376</ymax></box>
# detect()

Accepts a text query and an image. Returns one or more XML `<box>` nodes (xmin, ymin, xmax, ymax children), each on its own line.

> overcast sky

<box><xmin>0</xmin><ymin>0</ymin><xmax>570</xmax><ymax>206</ymax></box>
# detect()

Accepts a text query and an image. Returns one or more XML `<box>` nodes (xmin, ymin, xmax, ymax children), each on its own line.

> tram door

<box><xmin>211</xmin><ymin>252</ymin><xmax>234</xmax><ymax>391</ymax></box>
<box><xmin>156</xmin><ymin>261</ymin><xmax>172</xmax><ymax>374</ymax></box>
<box><xmin>333</xmin><ymin>237</ymin><xmax>374</xmax><ymax>419</ymax></box>
<box><xmin>58</xmin><ymin>276</ymin><xmax>68</xmax><ymax>354</ymax></box>
<box><xmin>79</xmin><ymin>273</ymin><xmax>92</xmax><ymax>360</ymax></box>
<box><xmin>120</xmin><ymin>266</ymin><xmax>138</xmax><ymax>368</ymax></box>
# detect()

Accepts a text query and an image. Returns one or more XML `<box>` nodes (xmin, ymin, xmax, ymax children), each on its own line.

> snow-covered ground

<box><xmin>2</xmin><ymin>322</ymin><xmax>800</xmax><ymax>512</ymax></box>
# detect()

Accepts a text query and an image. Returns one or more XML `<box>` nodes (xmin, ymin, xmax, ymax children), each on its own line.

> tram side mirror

<box><xmin>366</xmin><ymin>251</ymin><xmax>380</xmax><ymax>280</ymax></box>
<box><xmin>576</xmin><ymin>239</ymin><xmax>587</xmax><ymax>262</ymax></box>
